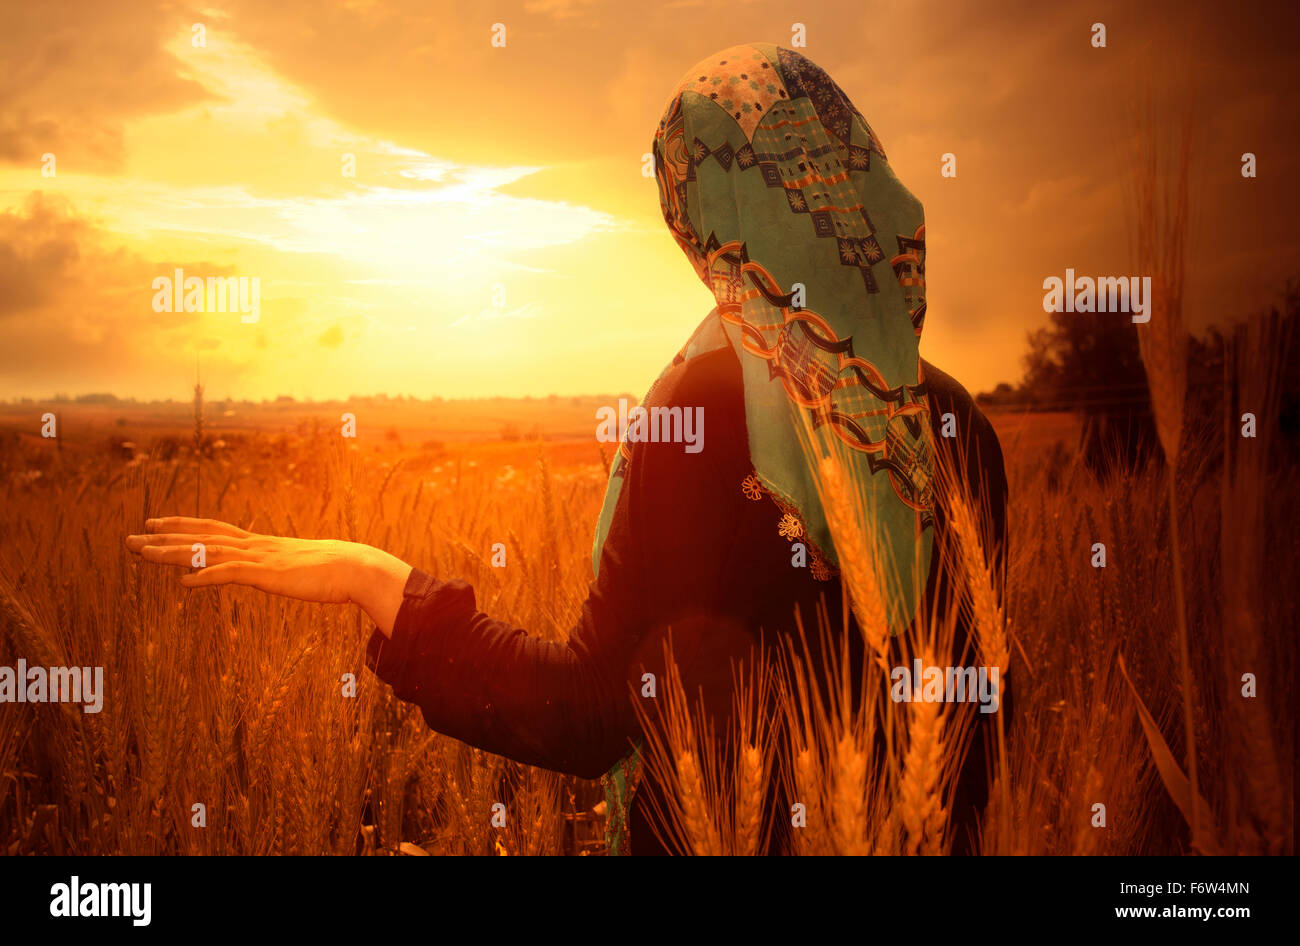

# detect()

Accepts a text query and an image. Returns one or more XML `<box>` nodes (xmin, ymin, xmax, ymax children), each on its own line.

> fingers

<box><xmin>144</xmin><ymin>517</ymin><xmax>252</xmax><ymax>539</ymax></box>
<box><xmin>179</xmin><ymin>561</ymin><xmax>260</xmax><ymax>589</ymax></box>
<box><xmin>138</xmin><ymin>544</ymin><xmax>258</xmax><ymax>568</ymax></box>
<box><xmin>127</xmin><ymin>533</ymin><xmax>254</xmax><ymax>553</ymax></box>
<box><xmin>127</xmin><ymin>518</ymin><xmax>255</xmax><ymax>554</ymax></box>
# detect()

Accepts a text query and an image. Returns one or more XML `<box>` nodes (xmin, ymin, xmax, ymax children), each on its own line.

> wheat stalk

<box><xmin>946</xmin><ymin>489</ymin><xmax>1009</xmax><ymax>678</ymax></box>
<box><xmin>790</xmin><ymin>743</ymin><xmax>823</xmax><ymax>854</ymax></box>
<box><xmin>735</xmin><ymin>743</ymin><xmax>764</xmax><ymax>856</ymax></box>
<box><xmin>830</xmin><ymin>732</ymin><xmax>870</xmax><ymax>855</ymax></box>
<box><xmin>675</xmin><ymin>750</ymin><xmax>720</xmax><ymax>856</ymax></box>
<box><xmin>1127</xmin><ymin>74</ymin><xmax>1201</xmax><ymax>851</ymax></box>
<box><xmin>817</xmin><ymin>454</ymin><xmax>890</xmax><ymax>659</ymax></box>
<box><xmin>1220</xmin><ymin>305</ymin><xmax>1292</xmax><ymax>852</ymax></box>
<box><xmin>898</xmin><ymin>689</ymin><xmax>947</xmax><ymax>856</ymax></box>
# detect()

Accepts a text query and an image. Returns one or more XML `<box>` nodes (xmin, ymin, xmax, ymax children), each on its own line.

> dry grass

<box><xmin>1127</xmin><ymin>74</ymin><xmax>1201</xmax><ymax>850</ymax></box>
<box><xmin>0</xmin><ymin>432</ymin><xmax>588</xmax><ymax>854</ymax></box>
<box><xmin>0</xmin><ymin>338</ymin><xmax>1293</xmax><ymax>854</ymax></box>
<box><xmin>630</xmin><ymin>641</ymin><xmax>777</xmax><ymax>856</ymax></box>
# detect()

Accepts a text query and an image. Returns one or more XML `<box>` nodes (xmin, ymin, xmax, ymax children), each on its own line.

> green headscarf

<box><xmin>594</xmin><ymin>43</ymin><xmax>936</xmax><ymax>854</ymax></box>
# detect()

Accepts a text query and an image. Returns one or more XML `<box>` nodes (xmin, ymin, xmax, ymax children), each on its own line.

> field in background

<box><xmin>0</xmin><ymin>397</ymin><xmax>1290</xmax><ymax>855</ymax></box>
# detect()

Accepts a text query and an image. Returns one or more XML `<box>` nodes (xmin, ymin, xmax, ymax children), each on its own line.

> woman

<box><xmin>128</xmin><ymin>43</ymin><xmax>1007</xmax><ymax>855</ymax></box>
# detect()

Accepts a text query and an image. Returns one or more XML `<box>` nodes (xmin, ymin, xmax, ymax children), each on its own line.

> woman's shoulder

<box><xmin>921</xmin><ymin>357</ymin><xmax>1008</xmax><ymax>530</ymax></box>
<box><xmin>921</xmin><ymin>358</ymin><xmax>977</xmax><ymax>412</ymax></box>
<box><xmin>921</xmin><ymin>359</ymin><xmax>1002</xmax><ymax>452</ymax></box>
<box><xmin>610</xmin><ymin>343</ymin><xmax>747</xmax><ymax>485</ymax></box>
<box><xmin>635</xmin><ymin>343</ymin><xmax>748</xmax><ymax>454</ymax></box>
<box><xmin>645</xmin><ymin>343</ymin><xmax>743</xmax><ymax>410</ymax></box>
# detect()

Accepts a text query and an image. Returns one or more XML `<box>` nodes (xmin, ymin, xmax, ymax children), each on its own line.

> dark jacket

<box><xmin>368</xmin><ymin>344</ymin><xmax>1008</xmax><ymax>854</ymax></box>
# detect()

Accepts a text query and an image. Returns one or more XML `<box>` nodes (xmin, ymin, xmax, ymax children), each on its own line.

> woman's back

<box><xmin>603</xmin><ymin>342</ymin><xmax>1008</xmax><ymax>853</ymax></box>
<box><xmin>365</xmin><ymin>338</ymin><xmax>1007</xmax><ymax>853</ymax></box>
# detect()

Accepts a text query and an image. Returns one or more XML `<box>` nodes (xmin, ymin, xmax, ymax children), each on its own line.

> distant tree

<box><xmin>974</xmin><ymin>381</ymin><xmax>1018</xmax><ymax>408</ymax></box>
<box><xmin>1019</xmin><ymin>279</ymin><xmax>1298</xmax><ymax>474</ymax></box>
<box><xmin>1019</xmin><ymin>307</ymin><xmax>1157</xmax><ymax>474</ymax></box>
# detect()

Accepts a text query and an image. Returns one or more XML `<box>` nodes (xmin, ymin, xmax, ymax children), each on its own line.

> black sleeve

<box><xmin>365</xmin><ymin>349</ymin><xmax>747</xmax><ymax>779</ymax></box>
<box><xmin>365</xmin><ymin>555</ymin><xmax>640</xmax><ymax>779</ymax></box>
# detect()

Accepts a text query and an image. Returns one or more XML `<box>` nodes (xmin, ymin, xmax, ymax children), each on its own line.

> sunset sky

<box><xmin>1</xmin><ymin>0</ymin><xmax>1296</xmax><ymax>401</ymax></box>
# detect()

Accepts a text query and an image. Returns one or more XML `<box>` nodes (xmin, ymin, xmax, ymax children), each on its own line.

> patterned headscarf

<box><xmin>595</xmin><ymin>42</ymin><xmax>934</xmax><ymax>630</ymax></box>
<box><xmin>595</xmin><ymin>45</ymin><xmax>937</xmax><ymax>852</ymax></box>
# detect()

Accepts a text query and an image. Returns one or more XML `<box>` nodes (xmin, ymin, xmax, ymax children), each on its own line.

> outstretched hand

<box><xmin>126</xmin><ymin>517</ymin><xmax>413</xmax><ymax>638</ymax></box>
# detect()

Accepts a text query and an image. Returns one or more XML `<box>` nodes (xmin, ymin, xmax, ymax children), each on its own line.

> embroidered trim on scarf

<box><xmin>741</xmin><ymin>471</ymin><xmax>835</xmax><ymax>581</ymax></box>
<box><xmin>600</xmin><ymin>743</ymin><xmax>644</xmax><ymax>856</ymax></box>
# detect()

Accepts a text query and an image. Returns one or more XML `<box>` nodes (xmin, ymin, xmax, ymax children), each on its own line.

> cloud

<box><xmin>0</xmin><ymin>196</ymin><xmax>175</xmax><ymax>391</ymax></box>
<box><xmin>0</xmin><ymin>0</ymin><xmax>211</xmax><ymax>171</ymax></box>
<box><xmin>0</xmin><ymin>194</ymin><xmax>350</xmax><ymax>399</ymax></box>
<box><xmin>2</xmin><ymin>0</ymin><xmax>1296</xmax><ymax>401</ymax></box>
<box><xmin>0</xmin><ymin>194</ymin><xmax>85</xmax><ymax>316</ymax></box>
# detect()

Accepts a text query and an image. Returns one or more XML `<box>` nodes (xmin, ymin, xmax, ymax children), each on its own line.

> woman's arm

<box><xmin>365</xmin><ymin>551</ymin><xmax>646</xmax><ymax>778</ymax></box>
<box><xmin>125</xmin><ymin>349</ymin><xmax>747</xmax><ymax>778</ymax></box>
<box><xmin>124</xmin><ymin>496</ymin><xmax>657</xmax><ymax>777</ymax></box>
<box><xmin>125</xmin><ymin>517</ymin><xmax>413</xmax><ymax>637</ymax></box>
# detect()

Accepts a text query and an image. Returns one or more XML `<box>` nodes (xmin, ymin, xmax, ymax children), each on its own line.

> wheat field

<box><xmin>0</xmin><ymin>326</ymin><xmax>1292</xmax><ymax>854</ymax></box>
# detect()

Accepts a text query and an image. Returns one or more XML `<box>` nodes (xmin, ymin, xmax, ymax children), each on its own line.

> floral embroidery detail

<box><xmin>770</xmin><ymin>493</ymin><xmax>835</xmax><ymax>580</ymax></box>
<box><xmin>777</xmin><ymin>513</ymin><xmax>803</xmax><ymax>540</ymax></box>
<box><xmin>741</xmin><ymin>467</ymin><xmax>836</xmax><ymax>580</ymax></box>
